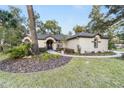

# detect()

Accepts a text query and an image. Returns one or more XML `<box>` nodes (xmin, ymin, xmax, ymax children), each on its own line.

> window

<box><xmin>94</xmin><ymin>38</ymin><xmax>98</xmax><ymax>48</ymax></box>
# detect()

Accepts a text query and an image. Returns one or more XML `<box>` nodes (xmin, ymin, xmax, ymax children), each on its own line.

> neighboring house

<box><xmin>23</xmin><ymin>32</ymin><xmax>109</xmax><ymax>53</ymax></box>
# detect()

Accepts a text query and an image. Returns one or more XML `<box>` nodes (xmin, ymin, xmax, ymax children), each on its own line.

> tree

<box><xmin>26</xmin><ymin>5</ymin><xmax>39</xmax><ymax>54</ymax></box>
<box><xmin>44</xmin><ymin>20</ymin><xmax>61</xmax><ymax>34</ymax></box>
<box><xmin>103</xmin><ymin>6</ymin><xmax>124</xmax><ymax>48</ymax></box>
<box><xmin>8</xmin><ymin>6</ymin><xmax>26</xmax><ymax>46</ymax></box>
<box><xmin>36</xmin><ymin>21</ymin><xmax>46</xmax><ymax>34</ymax></box>
<box><xmin>88</xmin><ymin>5</ymin><xmax>105</xmax><ymax>33</ymax></box>
<box><xmin>105</xmin><ymin>5</ymin><xmax>124</xmax><ymax>27</ymax></box>
<box><xmin>0</xmin><ymin>8</ymin><xmax>23</xmax><ymax>50</ymax></box>
<box><xmin>33</xmin><ymin>11</ymin><xmax>46</xmax><ymax>34</ymax></box>
<box><xmin>88</xmin><ymin>5</ymin><xmax>124</xmax><ymax>49</ymax></box>
<box><xmin>73</xmin><ymin>25</ymin><xmax>86</xmax><ymax>34</ymax></box>
<box><xmin>116</xmin><ymin>31</ymin><xmax>124</xmax><ymax>44</ymax></box>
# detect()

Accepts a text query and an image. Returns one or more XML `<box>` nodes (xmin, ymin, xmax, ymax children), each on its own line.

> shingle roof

<box><xmin>37</xmin><ymin>33</ymin><xmax>68</xmax><ymax>41</ymax></box>
<box><xmin>66</xmin><ymin>32</ymin><xmax>109</xmax><ymax>40</ymax></box>
<box><xmin>36</xmin><ymin>32</ymin><xmax>108</xmax><ymax>41</ymax></box>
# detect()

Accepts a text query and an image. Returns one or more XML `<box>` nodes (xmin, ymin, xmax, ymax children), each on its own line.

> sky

<box><xmin>0</xmin><ymin>5</ymin><xmax>94</xmax><ymax>34</ymax></box>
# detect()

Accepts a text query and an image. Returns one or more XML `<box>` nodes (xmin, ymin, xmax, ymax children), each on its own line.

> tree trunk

<box><xmin>26</xmin><ymin>5</ymin><xmax>39</xmax><ymax>54</ymax></box>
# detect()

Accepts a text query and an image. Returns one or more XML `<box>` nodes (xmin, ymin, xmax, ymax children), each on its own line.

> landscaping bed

<box><xmin>57</xmin><ymin>48</ymin><xmax>116</xmax><ymax>56</ymax></box>
<box><xmin>82</xmin><ymin>51</ymin><xmax>116</xmax><ymax>56</ymax></box>
<box><xmin>64</xmin><ymin>51</ymin><xmax>116</xmax><ymax>56</ymax></box>
<box><xmin>0</xmin><ymin>53</ymin><xmax>71</xmax><ymax>73</ymax></box>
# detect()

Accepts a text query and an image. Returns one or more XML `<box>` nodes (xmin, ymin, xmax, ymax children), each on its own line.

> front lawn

<box><xmin>0</xmin><ymin>54</ymin><xmax>124</xmax><ymax>87</ymax></box>
<box><xmin>115</xmin><ymin>48</ymin><xmax>124</xmax><ymax>52</ymax></box>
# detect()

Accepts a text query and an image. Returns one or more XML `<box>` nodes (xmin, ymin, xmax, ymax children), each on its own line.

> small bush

<box><xmin>121</xmin><ymin>53</ymin><xmax>124</xmax><ymax>59</ymax></box>
<box><xmin>0</xmin><ymin>45</ymin><xmax>3</xmax><ymax>52</ymax></box>
<box><xmin>39</xmin><ymin>48</ymin><xmax>47</xmax><ymax>52</ymax></box>
<box><xmin>77</xmin><ymin>45</ymin><xmax>81</xmax><ymax>54</ymax></box>
<box><xmin>39</xmin><ymin>53</ymin><xmax>61</xmax><ymax>61</ymax></box>
<box><xmin>108</xmin><ymin>42</ymin><xmax>117</xmax><ymax>50</ymax></box>
<box><xmin>56</xmin><ymin>48</ymin><xmax>63</xmax><ymax>51</ymax></box>
<box><xmin>98</xmin><ymin>51</ymin><xmax>101</xmax><ymax>53</ymax></box>
<box><xmin>0</xmin><ymin>44</ymin><xmax>11</xmax><ymax>53</ymax></box>
<box><xmin>84</xmin><ymin>51</ymin><xmax>87</xmax><ymax>54</ymax></box>
<box><xmin>64</xmin><ymin>48</ymin><xmax>75</xmax><ymax>54</ymax></box>
<box><xmin>6</xmin><ymin>44</ymin><xmax>31</xmax><ymax>59</ymax></box>
<box><xmin>91</xmin><ymin>51</ymin><xmax>95</xmax><ymax>54</ymax></box>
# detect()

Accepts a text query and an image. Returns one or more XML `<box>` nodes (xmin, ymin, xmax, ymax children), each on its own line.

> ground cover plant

<box><xmin>0</xmin><ymin>5</ymin><xmax>124</xmax><ymax>88</ymax></box>
<box><xmin>0</xmin><ymin>54</ymin><xmax>124</xmax><ymax>87</ymax></box>
<box><xmin>63</xmin><ymin>51</ymin><xmax>116</xmax><ymax>56</ymax></box>
<box><xmin>5</xmin><ymin>44</ymin><xmax>31</xmax><ymax>59</ymax></box>
<box><xmin>82</xmin><ymin>51</ymin><xmax>116</xmax><ymax>56</ymax></box>
<box><xmin>0</xmin><ymin>52</ymin><xmax>71</xmax><ymax>73</ymax></box>
<box><xmin>115</xmin><ymin>48</ymin><xmax>124</xmax><ymax>52</ymax></box>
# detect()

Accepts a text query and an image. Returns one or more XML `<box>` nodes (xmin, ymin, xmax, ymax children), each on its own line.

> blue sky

<box><xmin>0</xmin><ymin>5</ymin><xmax>94</xmax><ymax>34</ymax></box>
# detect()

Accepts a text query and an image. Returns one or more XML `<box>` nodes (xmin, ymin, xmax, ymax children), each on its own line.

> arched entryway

<box><xmin>24</xmin><ymin>39</ymin><xmax>31</xmax><ymax>44</ymax></box>
<box><xmin>46</xmin><ymin>39</ymin><xmax>54</xmax><ymax>50</ymax></box>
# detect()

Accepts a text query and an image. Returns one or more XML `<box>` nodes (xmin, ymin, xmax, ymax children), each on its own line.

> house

<box><xmin>23</xmin><ymin>32</ymin><xmax>109</xmax><ymax>54</ymax></box>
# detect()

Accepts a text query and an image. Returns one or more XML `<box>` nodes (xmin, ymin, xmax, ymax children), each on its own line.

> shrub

<box><xmin>6</xmin><ymin>43</ymin><xmax>31</xmax><ymax>59</ymax></box>
<box><xmin>0</xmin><ymin>44</ymin><xmax>11</xmax><ymax>53</ymax></box>
<box><xmin>39</xmin><ymin>52</ymin><xmax>61</xmax><ymax>61</ymax></box>
<box><xmin>91</xmin><ymin>51</ymin><xmax>95</xmax><ymax>53</ymax></box>
<box><xmin>98</xmin><ymin>51</ymin><xmax>101</xmax><ymax>53</ymax></box>
<box><xmin>64</xmin><ymin>48</ymin><xmax>74</xmax><ymax>54</ymax></box>
<box><xmin>56</xmin><ymin>48</ymin><xmax>63</xmax><ymax>51</ymax></box>
<box><xmin>121</xmin><ymin>53</ymin><xmax>124</xmax><ymax>59</ymax></box>
<box><xmin>108</xmin><ymin>42</ymin><xmax>117</xmax><ymax>50</ymax></box>
<box><xmin>39</xmin><ymin>48</ymin><xmax>47</xmax><ymax>52</ymax></box>
<box><xmin>0</xmin><ymin>45</ymin><xmax>3</xmax><ymax>52</ymax></box>
<box><xmin>77</xmin><ymin>45</ymin><xmax>81</xmax><ymax>54</ymax></box>
<box><xmin>84</xmin><ymin>51</ymin><xmax>87</xmax><ymax>54</ymax></box>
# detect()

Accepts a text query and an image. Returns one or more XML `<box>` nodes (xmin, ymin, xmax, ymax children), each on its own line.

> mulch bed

<box><xmin>65</xmin><ymin>52</ymin><xmax>116</xmax><ymax>56</ymax></box>
<box><xmin>0</xmin><ymin>56</ymin><xmax>72</xmax><ymax>73</ymax></box>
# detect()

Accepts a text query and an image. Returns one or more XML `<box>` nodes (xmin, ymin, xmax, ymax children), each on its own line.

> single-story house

<box><xmin>23</xmin><ymin>32</ymin><xmax>109</xmax><ymax>54</ymax></box>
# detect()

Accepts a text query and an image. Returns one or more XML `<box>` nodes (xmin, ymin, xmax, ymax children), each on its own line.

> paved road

<box><xmin>47</xmin><ymin>50</ymin><xmax>123</xmax><ymax>58</ymax></box>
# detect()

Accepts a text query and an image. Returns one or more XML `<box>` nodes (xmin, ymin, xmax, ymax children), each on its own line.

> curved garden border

<box><xmin>0</xmin><ymin>56</ymin><xmax>72</xmax><ymax>73</ymax></box>
<box><xmin>48</xmin><ymin>50</ymin><xmax>123</xmax><ymax>58</ymax></box>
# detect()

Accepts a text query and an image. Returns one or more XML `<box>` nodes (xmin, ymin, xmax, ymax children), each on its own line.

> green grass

<box><xmin>38</xmin><ymin>52</ymin><xmax>61</xmax><ymax>61</ymax></box>
<box><xmin>115</xmin><ymin>48</ymin><xmax>124</xmax><ymax>52</ymax></box>
<box><xmin>0</xmin><ymin>53</ymin><xmax>124</xmax><ymax>87</ymax></box>
<box><xmin>0</xmin><ymin>53</ymin><xmax>10</xmax><ymax>61</ymax></box>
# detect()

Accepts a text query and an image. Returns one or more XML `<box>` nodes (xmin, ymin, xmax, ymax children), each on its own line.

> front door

<box><xmin>46</xmin><ymin>39</ymin><xmax>53</xmax><ymax>50</ymax></box>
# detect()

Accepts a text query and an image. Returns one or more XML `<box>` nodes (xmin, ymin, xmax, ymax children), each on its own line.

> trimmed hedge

<box><xmin>39</xmin><ymin>47</ymin><xmax>47</xmax><ymax>52</ymax></box>
<box><xmin>64</xmin><ymin>48</ymin><xmax>75</xmax><ymax>54</ymax></box>
<box><xmin>56</xmin><ymin>48</ymin><xmax>64</xmax><ymax>51</ymax></box>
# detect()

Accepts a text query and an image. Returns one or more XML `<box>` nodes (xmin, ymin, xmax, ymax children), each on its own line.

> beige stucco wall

<box><xmin>38</xmin><ymin>37</ymin><xmax>57</xmax><ymax>50</ymax></box>
<box><xmin>23</xmin><ymin>35</ymin><xmax>108</xmax><ymax>53</ymax></box>
<box><xmin>65</xmin><ymin>35</ymin><xmax>108</xmax><ymax>53</ymax></box>
<box><xmin>38</xmin><ymin>40</ymin><xmax>46</xmax><ymax>48</ymax></box>
<box><xmin>78</xmin><ymin>37</ymin><xmax>108</xmax><ymax>53</ymax></box>
<box><xmin>65</xmin><ymin>38</ymin><xmax>79</xmax><ymax>53</ymax></box>
<box><xmin>23</xmin><ymin>36</ymin><xmax>58</xmax><ymax>50</ymax></box>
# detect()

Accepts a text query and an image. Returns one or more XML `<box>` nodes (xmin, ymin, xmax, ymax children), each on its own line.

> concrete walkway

<box><xmin>47</xmin><ymin>50</ymin><xmax>124</xmax><ymax>58</ymax></box>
